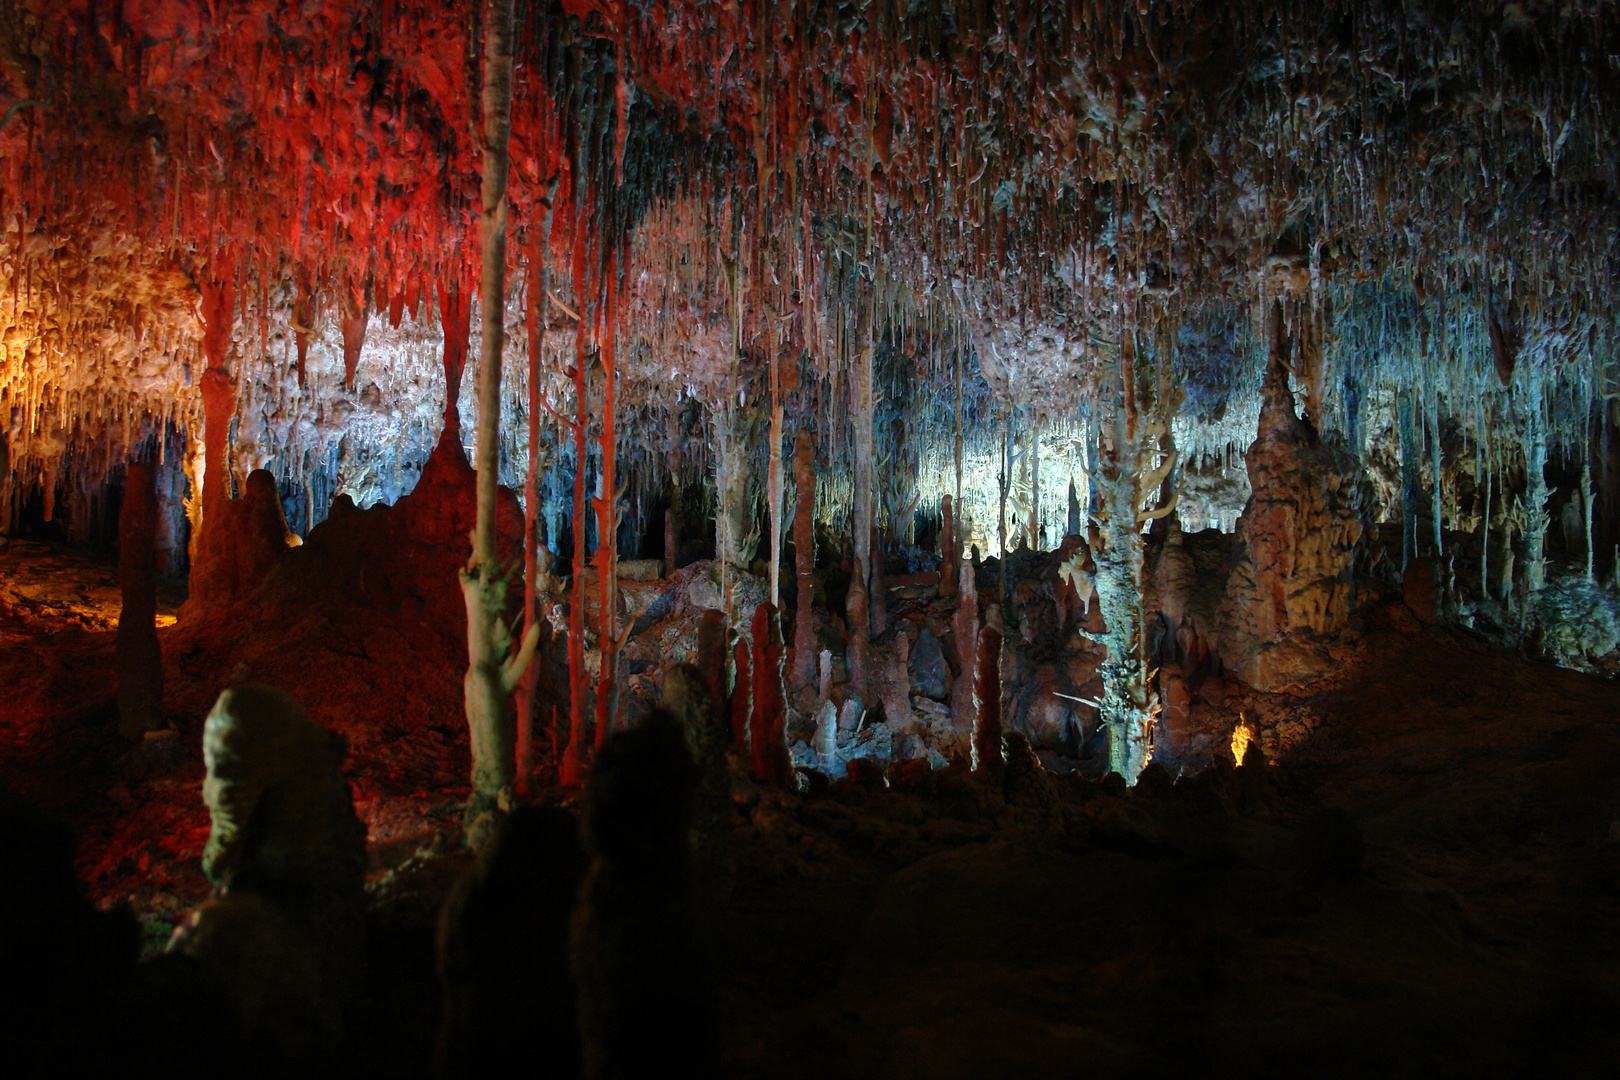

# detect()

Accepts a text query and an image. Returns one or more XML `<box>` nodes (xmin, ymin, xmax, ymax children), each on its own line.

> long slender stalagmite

<box><xmin>869</xmin><ymin>524</ymin><xmax>887</xmax><ymax>637</ymax></box>
<box><xmin>749</xmin><ymin>602</ymin><xmax>789</xmax><ymax>786</ymax></box>
<box><xmin>664</xmin><ymin>479</ymin><xmax>679</xmax><ymax>579</ymax></box>
<box><xmin>561</xmin><ymin>218</ymin><xmax>592</xmax><ymax>789</ymax></box>
<box><xmin>974</xmin><ymin>624</ymin><xmax>1002</xmax><ymax>775</ymax></box>
<box><xmin>516</xmin><ymin>194</ymin><xmax>554</xmax><ymax>795</ymax></box>
<box><xmin>939</xmin><ymin>494</ymin><xmax>957</xmax><ymax>599</ymax></box>
<box><xmin>461</xmin><ymin>0</ymin><xmax>537</xmax><ymax>840</ymax></box>
<box><xmin>731</xmin><ymin>634</ymin><xmax>752</xmax><ymax>748</ymax></box>
<box><xmin>951</xmin><ymin>558</ymin><xmax>977</xmax><ymax>761</ymax></box>
<box><xmin>768</xmin><ymin>330</ymin><xmax>784</xmax><ymax>609</ymax></box>
<box><xmin>592</xmin><ymin>261</ymin><xmax>620</xmax><ymax>752</ymax></box>
<box><xmin>790</xmin><ymin>430</ymin><xmax>817</xmax><ymax>691</ymax></box>
<box><xmin>848</xmin><ymin>322</ymin><xmax>874</xmax><ymax>699</ymax></box>
<box><xmin>192</xmin><ymin>250</ymin><xmax>235</xmax><ymax>598</ymax></box>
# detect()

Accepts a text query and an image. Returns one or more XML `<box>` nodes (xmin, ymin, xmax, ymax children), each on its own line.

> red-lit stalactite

<box><xmin>592</xmin><ymin>258</ymin><xmax>620</xmax><ymax>753</ymax></box>
<box><xmin>339</xmin><ymin>271</ymin><xmax>370</xmax><ymax>390</ymax></box>
<box><xmin>116</xmin><ymin>459</ymin><xmax>163</xmax><ymax>742</ymax></box>
<box><xmin>749</xmin><ymin>602</ymin><xmax>791</xmax><ymax>786</ymax></box>
<box><xmin>730</xmin><ymin>634</ymin><xmax>752</xmax><ymax>749</ymax></box>
<box><xmin>790</xmin><ymin>429</ymin><xmax>817</xmax><ymax>692</ymax></box>
<box><xmin>439</xmin><ymin>273</ymin><xmax>473</xmax><ymax>432</ymax></box>
<box><xmin>559</xmin><ymin>212</ymin><xmax>593</xmax><ymax>789</ymax></box>
<box><xmin>293</xmin><ymin>264</ymin><xmax>316</xmax><ymax>388</ymax></box>
<box><xmin>974</xmin><ymin>624</ymin><xmax>1003</xmax><ymax>776</ymax></box>
<box><xmin>516</xmin><ymin>200</ymin><xmax>554</xmax><ymax>795</ymax></box>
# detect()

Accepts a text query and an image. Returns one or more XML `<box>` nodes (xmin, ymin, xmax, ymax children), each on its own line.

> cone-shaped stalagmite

<box><xmin>748</xmin><ymin>603</ymin><xmax>790</xmax><ymax>786</ymax></box>
<box><xmin>460</xmin><ymin>0</ymin><xmax>537</xmax><ymax>842</ymax></box>
<box><xmin>116</xmin><ymin>460</ymin><xmax>163</xmax><ymax>740</ymax></box>
<box><xmin>730</xmin><ymin>636</ymin><xmax>752</xmax><ymax>748</ymax></box>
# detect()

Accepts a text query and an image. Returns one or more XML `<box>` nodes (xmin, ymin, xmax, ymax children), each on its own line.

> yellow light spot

<box><xmin>1230</xmin><ymin>714</ymin><xmax>1258</xmax><ymax>764</ymax></box>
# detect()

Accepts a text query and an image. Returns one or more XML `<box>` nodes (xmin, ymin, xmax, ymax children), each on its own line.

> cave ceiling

<box><xmin>1</xmin><ymin>1</ymin><xmax>1616</xmax><ymax>537</ymax></box>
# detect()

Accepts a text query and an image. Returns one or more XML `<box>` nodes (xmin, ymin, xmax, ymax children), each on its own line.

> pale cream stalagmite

<box><xmin>1092</xmin><ymin>323</ymin><xmax>1179</xmax><ymax>784</ymax></box>
<box><xmin>1214</xmin><ymin>302</ymin><xmax>1371</xmax><ymax>693</ymax></box>
<box><xmin>461</xmin><ymin>0</ymin><xmax>538</xmax><ymax>842</ymax></box>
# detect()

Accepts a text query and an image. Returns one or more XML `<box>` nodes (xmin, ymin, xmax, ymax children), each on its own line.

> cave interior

<box><xmin>2</xmin><ymin>1</ymin><xmax>1620</xmax><ymax>1077</ymax></box>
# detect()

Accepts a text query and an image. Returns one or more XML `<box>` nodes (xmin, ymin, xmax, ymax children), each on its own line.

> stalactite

<box><xmin>1431</xmin><ymin>392</ymin><xmax>1444</xmax><ymax>558</ymax></box>
<box><xmin>848</xmin><ymin>319</ymin><xmax>875</xmax><ymax>699</ymax></box>
<box><xmin>1398</xmin><ymin>389</ymin><xmax>1420</xmax><ymax>569</ymax></box>
<box><xmin>790</xmin><ymin>429</ymin><xmax>817</xmax><ymax>692</ymax></box>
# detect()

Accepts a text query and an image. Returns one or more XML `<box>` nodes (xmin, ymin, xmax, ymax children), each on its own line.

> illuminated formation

<box><xmin>2</xmin><ymin>2</ymin><xmax>1619</xmax><ymax>1075</ymax></box>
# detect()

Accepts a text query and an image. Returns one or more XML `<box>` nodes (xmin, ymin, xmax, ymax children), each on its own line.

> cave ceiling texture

<box><xmin>1</xmin><ymin>0</ymin><xmax>1617</xmax><ymax>617</ymax></box>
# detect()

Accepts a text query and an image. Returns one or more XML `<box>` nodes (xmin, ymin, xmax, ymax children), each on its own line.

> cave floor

<box><xmin>2</xmin><ymin>539</ymin><xmax>1618</xmax><ymax>1078</ymax></box>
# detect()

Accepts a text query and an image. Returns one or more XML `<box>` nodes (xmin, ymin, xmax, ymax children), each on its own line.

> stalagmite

<box><xmin>730</xmin><ymin>634</ymin><xmax>752</xmax><ymax>749</ymax></box>
<box><xmin>748</xmin><ymin>602</ymin><xmax>790</xmax><ymax>786</ymax></box>
<box><xmin>973</xmin><ymin>624</ymin><xmax>1001</xmax><ymax>775</ymax></box>
<box><xmin>790</xmin><ymin>430</ymin><xmax>817</xmax><ymax>691</ymax></box>
<box><xmin>868</xmin><ymin>525</ymin><xmax>887</xmax><ymax>638</ymax></box>
<box><xmin>560</xmin><ymin>231</ymin><xmax>593</xmax><ymax>789</ymax></box>
<box><xmin>938</xmin><ymin>494</ymin><xmax>959</xmax><ymax>600</ymax></box>
<box><xmin>192</xmin><ymin>251</ymin><xmax>236</xmax><ymax>599</ymax></box>
<box><xmin>116</xmin><ymin>460</ymin><xmax>163</xmax><ymax>741</ymax></box>
<box><xmin>697</xmin><ymin>610</ymin><xmax>729</xmax><ymax>719</ymax></box>
<box><xmin>663</xmin><ymin>480</ymin><xmax>679</xmax><ymax>579</ymax></box>
<box><xmin>460</xmin><ymin>0</ymin><xmax>537</xmax><ymax>842</ymax></box>
<box><xmin>516</xmin><ymin>201</ymin><xmax>555</xmax><ymax>795</ymax></box>
<box><xmin>951</xmin><ymin>559</ymin><xmax>978</xmax><ymax>761</ymax></box>
<box><xmin>592</xmin><ymin>267</ymin><xmax>622</xmax><ymax>754</ymax></box>
<box><xmin>1524</xmin><ymin>379</ymin><xmax>1550</xmax><ymax>595</ymax></box>
<box><xmin>1583</xmin><ymin>460</ymin><xmax>1596</xmax><ymax>581</ymax></box>
<box><xmin>848</xmin><ymin>327</ymin><xmax>875</xmax><ymax>698</ymax></box>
